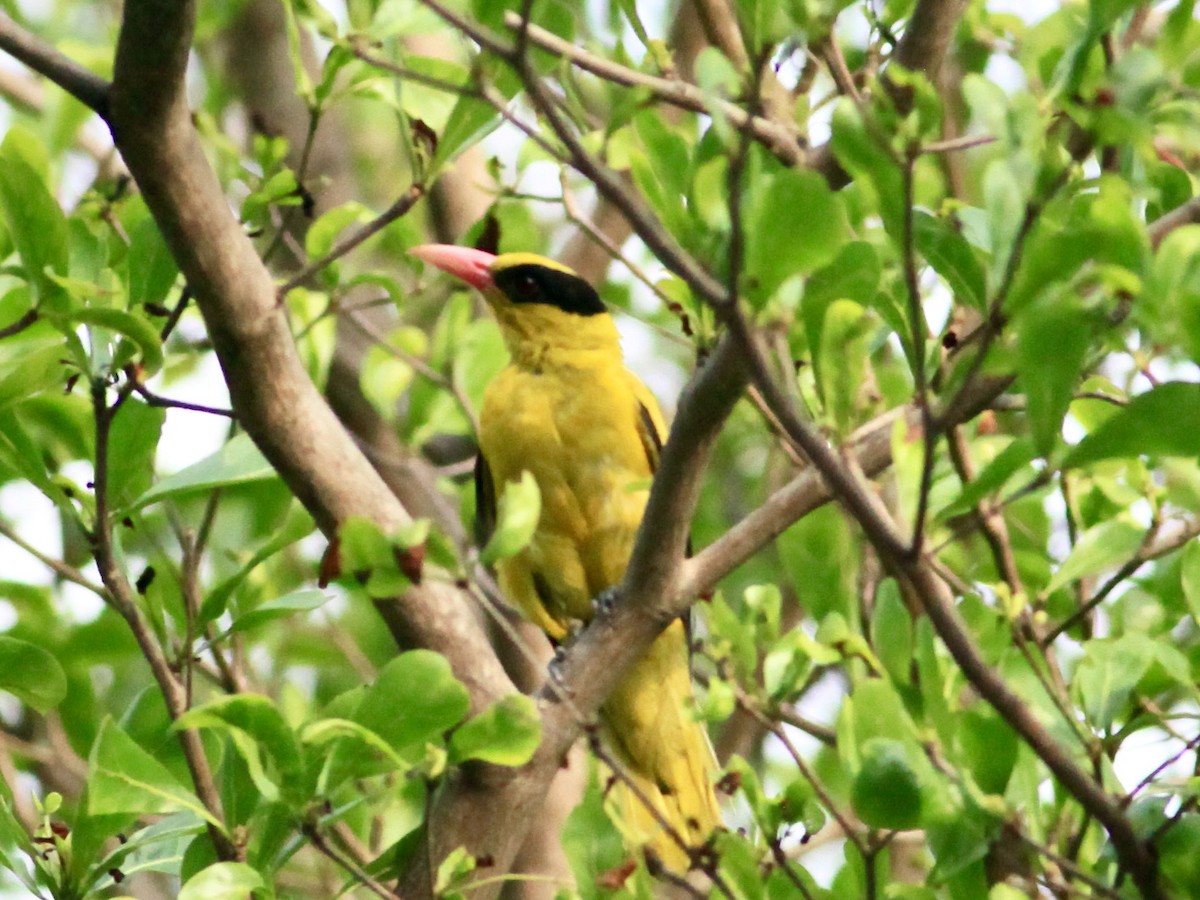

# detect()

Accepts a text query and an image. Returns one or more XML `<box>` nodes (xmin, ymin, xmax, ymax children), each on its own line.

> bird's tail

<box><xmin>601</xmin><ymin>619</ymin><xmax>720</xmax><ymax>872</ymax></box>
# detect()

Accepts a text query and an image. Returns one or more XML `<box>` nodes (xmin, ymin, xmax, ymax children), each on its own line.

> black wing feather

<box><xmin>474</xmin><ymin>453</ymin><xmax>497</xmax><ymax>549</ymax></box>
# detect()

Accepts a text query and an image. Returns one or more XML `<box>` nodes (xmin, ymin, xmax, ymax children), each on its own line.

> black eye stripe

<box><xmin>493</xmin><ymin>264</ymin><xmax>606</xmax><ymax>317</ymax></box>
<box><xmin>516</xmin><ymin>274</ymin><xmax>540</xmax><ymax>299</ymax></box>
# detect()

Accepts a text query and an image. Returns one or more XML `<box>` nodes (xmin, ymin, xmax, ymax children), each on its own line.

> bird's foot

<box><xmin>546</xmin><ymin>644</ymin><xmax>570</xmax><ymax>692</ymax></box>
<box><xmin>592</xmin><ymin>587</ymin><xmax>620</xmax><ymax>616</ymax></box>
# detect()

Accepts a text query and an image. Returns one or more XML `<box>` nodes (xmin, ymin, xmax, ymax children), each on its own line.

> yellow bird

<box><xmin>410</xmin><ymin>244</ymin><xmax>720</xmax><ymax>870</ymax></box>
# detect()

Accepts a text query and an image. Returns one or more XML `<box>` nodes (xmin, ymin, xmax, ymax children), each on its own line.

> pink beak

<box><xmin>409</xmin><ymin>244</ymin><xmax>497</xmax><ymax>291</ymax></box>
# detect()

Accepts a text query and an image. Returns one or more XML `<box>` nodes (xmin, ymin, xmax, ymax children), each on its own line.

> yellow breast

<box><xmin>479</xmin><ymin>355</ymin><xmax>657</xmax><ymax>626</ymax></box>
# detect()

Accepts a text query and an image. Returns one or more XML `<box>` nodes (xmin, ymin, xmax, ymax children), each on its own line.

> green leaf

<box><xmin>1159</xmin><ymin>814</ymin><xmax>1200</xmax><ymax>897</ymax></box>
<box><xmin>630</xmin><ymin>111</ymin><xmax>690</xmax><ymax>238</ymax></box>
<box><xmin>87</xmin><ymin>719</ymin><xmax>222</xmax><ymax>829</ymax></box>
<box><xmin>175</xmin><ymin>695</ymin><xmax>305</xmax><ymax>804</ymax></box>
<box><xmin>1182</xmin><ymin>541</ymin><xmax>1200</xmax><ymax>627</ymax></box>
<box><xmin>1064</xmin><ymin>383</ymin><xmax>1200</xmax><ymax>467</ymax></box>
<box><xmin>131</xmin><ymin>433</ymin><xmax>276</xmax><ymax>510</ymax></box>
<box><xmin>300</xmin><ymin>717</ymin><xmax>410</xmax><ymax>774</ymax></box>
<box><xmin>481</xmin><ymin>471</ymin><xmax>541</xmax><ymax>564</ymax></box>
<box><xmin>179</xmin><ymin>862</ymin><xmax>264</xmax><ymax>900</ymax></box>
<box><xmin>983</xmin><ymin>160</ymin><xmax>1026</xmax><ymax>289</ymax></box>
<box><xmin>852</xmin><ymin>737</ymin><xmax>923</xmax><ymax>830</ymax></box>
<box><xmin>957</xmin><ymin>707</ymin><xmax>1017</xmax><ymax>796</ymax></box>
<box><xmin>224</xmin><ymin>588</ymin><xmax>329</xmax><ymax>637</ymax></box>
<box><xmin>303</xmin><ymin>201</ymin><xmax>373</xmax><ymax>285</ymax></box>
<box><xmin>744</xmin><ymin>169</ymin><xmax>845</xmax><ymax>304</ymax></box>
<box><xmin>1073</xmin><ymin>634</ymin><xmax>1155</xmax><ymax>729</ymax></box>
<box><xmin>871</xmin><ymin>580</ymin><xmax>913</xmax><ymax>685</ymax></box>
<box><xmin>337</xmin><ymin>515</ymin><xmax>395</xmax><ymax>572</ymax></box>
<box><xmin>0</xmin><ymin>338</ymin><xmax>68</xmax><ymax>411</ymax></box>
<box><xmin>449</xmin><ymin>694</ymin><xmax>541</xmax><ymax>766</ymax></box>
<box><xmin>305</xmin><ymin>202</ymin><xmax>373</xmax><ymax>260</ymax></box>
<box><xmin>912</xmin><ymin>211</ymin><xmax>986</xmax><ymax>310</ymax></box>
<box><xmin>818</xmin><ymin>299</ymin><xmax>873</xmax><ymax>433</ymax></box>
<box><xmin>199</xmin><ymin>504</ymin><xmax>317</xmax><ymax>624</ymax></box>
<box><xmin>0</xmin><ymin>131</ymin><xmax>69</xmax><ymax>311</ymax></box>
<box><xmin>434</xmin><ymin>846</ymin><xmax>476</xmax><ymax>896</ymax></box>
<box><xmin>925</xmin><ymin>795</ymin><xmax>998</xmax><ymax>882</ymax></box>
<box><xmin>1046</xmin><ymin>519</ymin><xmax>1143</xmax><ymax>594</ymax></box>
<box><xmin>433</xmin><ymin>96</ymin><xmax>500</xmax><ymax>169</ymax></box>
<box><xmin>937</xmin><ymin>438</ymin><xmax>1035</xmax><ymax>520</ymax></box>
<box><xmin>830</xmin><ymin>100</ymin><xmax>904</xmax><ymax>237</ymax></box>
<box><xmin>1015</xmin><ymin>294</ymin><xmax>1092</xmax><ymax>457</ymax></box>
<box><xmin>107</xmin><ymin>400</ymin><xmax>165</xmax><ymax>511</ymax></box>
<box><xmin>127</xmin><ymin>215</ymin><xmax>179</xmax><ymax>309</ymax></box>
<box><xmin>1007</xmin><ymin>176</ymin><xmax>1148</xmax><ymax>315</ymax></box>
<box><xmin>802</xmin><ymin>241</ymin><xmax>880</xmax><ymax>387</ymax></box>
<box><xmin>68</xmin><ymin>307</ymin><xmax>165</xmax><ymax>376</ymax></box>
<box><xmin>355</xmin><ymin>650</ymin><xmax>471</xmax><ymax>754</ymax></box>
<box><xmin>1149</xmin><ymin>225</ymin><xmax>1200</xmax><ymax>361</ymax></box>
<box><xmin>0</xmin><ymin>799</ymin><xmax>41</xmax><ymax>895</ymax></box>
<box><xmin>0</xmin><ymin>637</ymin><xmax>66</xmax><ymax>712</ymax></box>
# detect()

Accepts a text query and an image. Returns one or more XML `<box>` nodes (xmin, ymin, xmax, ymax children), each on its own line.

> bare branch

<box><xmin>0</xmin><ymin>518</ymin><xmax>109</xmax><ymax>598</ymax></box>
<box><xmin>0</xmin><ymin>11</ymin><xmax>110</xmax><ymax>114</ymax></box>
<box><xmin>91</xmin><ymin>383</ymin><xmax>237</xmax><ymax>861</ymax></box>
<box><xmin>499</xmin><ymin>13</ymin><xmax>803</xmax><ymax>167</ymax></box>
<box><xmin>1148</xmin><ymin>194</ymin><xmax>1200</xmax><ymax>248</ymax></box>
<box><xmin>0</xmin><ymin>309</ymin><xmax>38</xmax><ymax>340</ymax></box>
<box><xmin>1042</xmin><ymin>515</ymin><xmax>1200</xmax><ymax>646</ymax></box>
<box><xmin>892</xmin><ymin>0</ymin><xmax>969</xmax><ymax>75</ymax></box>
<box><xmin>277</xmin><ymin>183</ymin><xmax>425</xmax><ymax>296</ymax></box>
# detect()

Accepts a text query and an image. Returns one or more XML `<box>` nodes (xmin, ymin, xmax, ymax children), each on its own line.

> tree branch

<box><xmin>0</xmin><ymin>12</ymin><xmax>110</xmax><ymax>115</ymax></box>
<box><xmin>91</xmin><ymin>383</ymin><xmax>237</xmax><ymax>862</ymax></box>
<box><xmin>680</xmin><ymin>374</ymin><xmax>1010</xmax><ymax>599</ymax></box>
<box><xmin>106</xmin><ymin>0</ymin><xmax>511</xmax><ymax>711</ymax></box>
<box><xmin>1042</xmin><ymin>515</ymin><xmax>1200</xmax><ymax>646</ymax></box>
<box><xmin>892</xmin><ymin>0</ymin><xmax>968</xmax><ymax>74</ymax></box>
<box><xmin>499</xmin><ymin>13</ymin><xmax>803</xmax><ymax>167</ymax></box>
<box><xmin>1148</xmin><ymin>194</ymin><xmax>1200</xmax><ymax>248</ymax></box>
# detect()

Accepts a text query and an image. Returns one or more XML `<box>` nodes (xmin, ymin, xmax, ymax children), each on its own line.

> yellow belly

<box><xmin>479</xmin><ymin>360</ymin><xmax>655</xmax><ymax>631</ymax></box>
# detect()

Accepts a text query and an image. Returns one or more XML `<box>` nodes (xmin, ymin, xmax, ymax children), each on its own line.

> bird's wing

<box><xmin>473</xmin><ymin>452</ymin><xmax>497</xmax><ymax>549</ymax></box>
<box><xmin>629</xmin><ymin>373</ymin><xmax>667</xmax><ymax>474</ymax></box>
<box><xmin>635</xmin><ymin>399</ymin><xmax>663</xmax><ymax>473</ymax></box>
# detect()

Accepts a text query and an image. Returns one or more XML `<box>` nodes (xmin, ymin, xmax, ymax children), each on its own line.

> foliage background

<box><xmin>0</xmin><ymin>0</ymin><xmax>1199</xmax><ymax>897</ymax></box>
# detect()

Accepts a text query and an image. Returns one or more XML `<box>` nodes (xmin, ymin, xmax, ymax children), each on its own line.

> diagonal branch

<box><xmin>105</xmin><ymin>0</ymin><xmax>512</xmax><ymax>713</ymax></box>
<box><xmin>892</xmin><ymin>0</ymin><xmax>969</xmax><ymax>74</ymax></box>
<box><xmin>499</xmin><ymin>13</ymin><xmax>803</xmax><ymax>167</ymax></box>
<box><xmin>679</xmin><ymin>374</ymin><xmax>1011</xmax><ymax>600</ymax></box>
<box><xmin>0</xmin><ymin>12</ymin><xmax>110</xmax><ymax>114</ymax></box>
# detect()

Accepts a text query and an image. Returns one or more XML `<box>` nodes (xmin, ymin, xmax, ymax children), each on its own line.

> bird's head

<box><xmin>410</xmin><ymin>245</ymin><xmax>619</xmax><ymax>356</ymax></box>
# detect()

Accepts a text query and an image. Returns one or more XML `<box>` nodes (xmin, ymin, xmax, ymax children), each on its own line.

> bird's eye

<box><xmin>514</xmin><ymin>274</ymin><xmax>540</xmax><ymax>301</ymax></box>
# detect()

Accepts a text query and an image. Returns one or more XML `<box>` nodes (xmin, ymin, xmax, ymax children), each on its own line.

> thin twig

<box><xmin>902</xmin><ymin>148</ymin><xmax>937</xmax><ymax>555</ymax></box>
<box><xmin>277</xmin><ymin>183</ymin><xmax>425</xmax><ymax>296</ymax></box>
<box><xmin>0</xmin><ymin>519</ymin><xmax>109</xmax><ymax>598</ymax></box>
<box><xmin>340</xmin><ymin>308</ymin><xmax>478</xmax><ymax>433</ymax></box>
<box><xmin>735</xmin><ymin>688</ymin><xmax>867</xmax><ymax>857</ymax></box>
<box><xmin>588</xmin><ymin>735</ymin><xmax>734</xmax><ymax>899</ymax></box>
<box><xmin>301</xmin><ymin>822</ymin><xmax>398</xmax><ymax>899</ymax></box>
<box><xmin>0</xmin><ymin>309</ymin><xmax>38</xmax><ymax>339</ymax></box>
<box><xmin>1042</xmin><ymin>516</ymin><xmax>1200</xmax><ymax>646</ymax></box>
<box><xmin>90</xmin><ymin>379</ymin><xmax>237</xmax><ymax>862</ymax></box>
<box><xmin>1125</xmin><ymin>733</ymin><xmax>1200</xmax><ymax>805</ymax></box>
<box><xmin>499</xmin><ymin>12</ymin><xmax>803</xmax><ymax>167</ymax></box>
<box><xmin>133</xmin><ymin>383</ymin><xmax>236</xmax><ymax>418</ymax></box>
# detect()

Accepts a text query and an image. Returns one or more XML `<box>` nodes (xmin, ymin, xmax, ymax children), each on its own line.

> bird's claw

<box><xmin>592</xmin><ymin>587</ymin><xmax>620</xmax><ymax>616</ymax></box>
<box><xmin>546</xmin><ymin>646</ymin><xmax>572</xmax><ymax>696</ymax></box>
